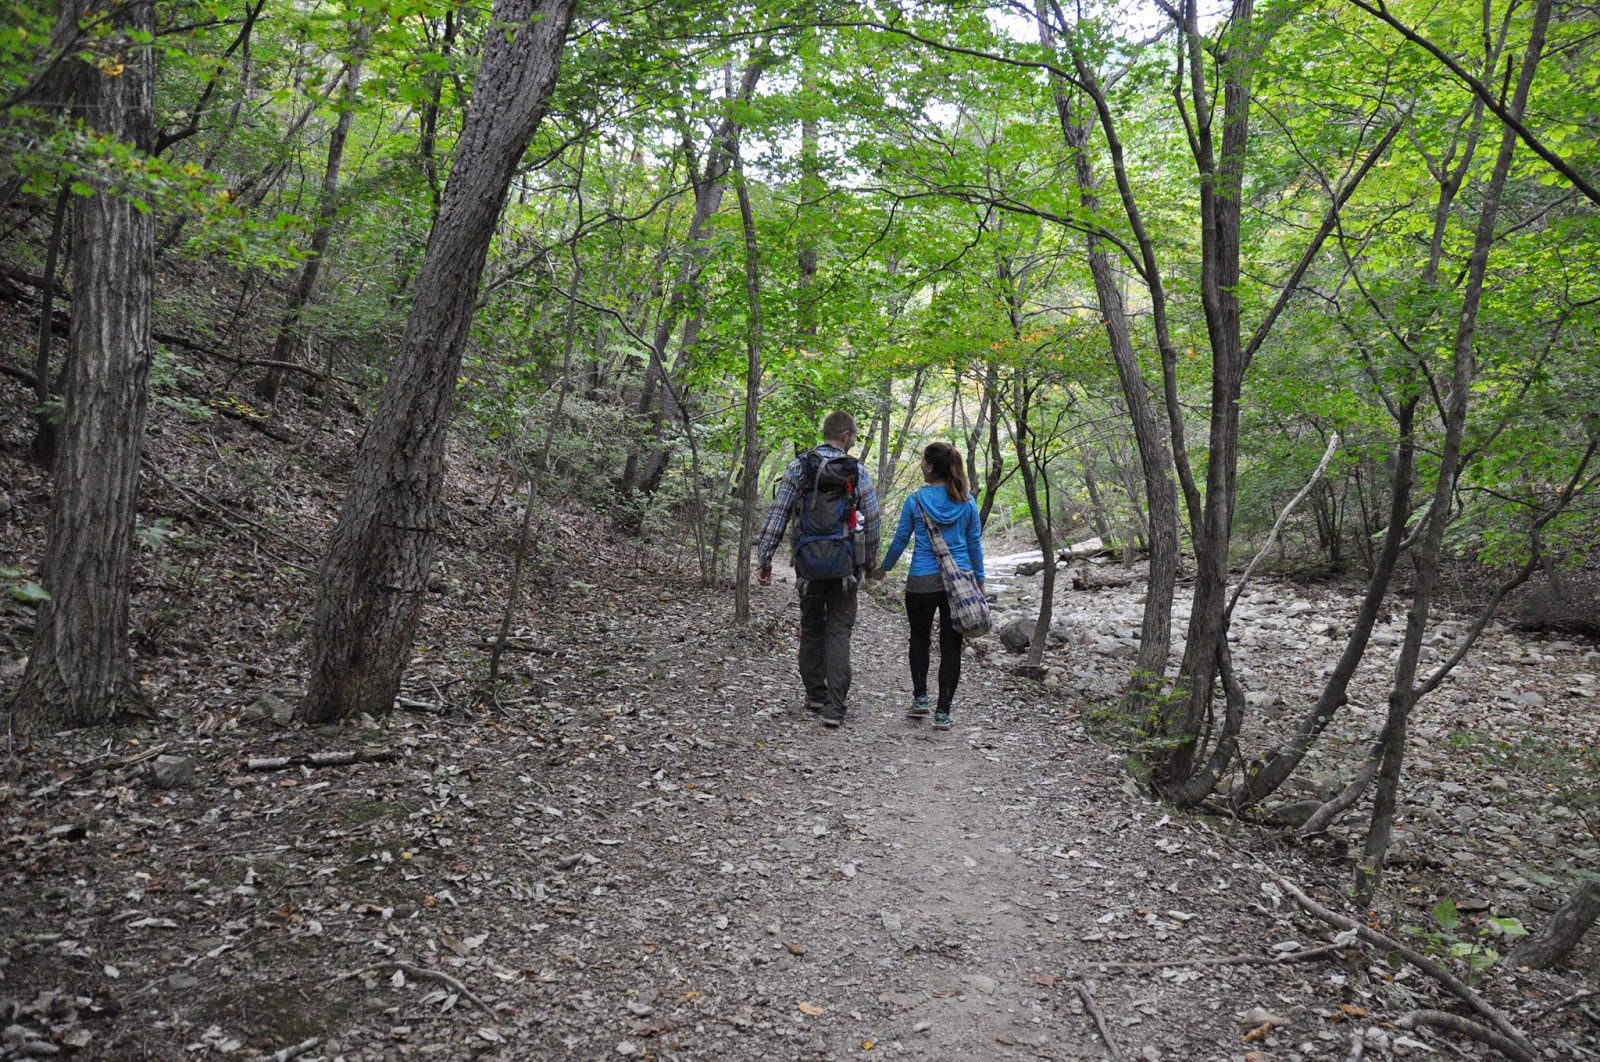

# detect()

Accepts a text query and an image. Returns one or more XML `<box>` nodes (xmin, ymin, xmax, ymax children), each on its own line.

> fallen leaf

<box><xmin>798</xmin><ymin>1001</ymin><xmax>825</xmax><ymax>1016</ymax></box>
<box><xmin>1242</xmin><ymin>1022</ymin><xmax>1274</xmax><ymax>1044</ymax></box>
<box><xmin>1034</xmin><ymin>974</ymin><xmax>1058</xmax><ymax>986</ymax></box>
<box><xmin>786</xmin><ymin>943</ymin><xmax>807</xmax><ymax>956</ymax></box>
<box><xmin>1339</xmin><ymin>1004</ymin><xmax>1367</xmax><ymax>1019</ymax></box>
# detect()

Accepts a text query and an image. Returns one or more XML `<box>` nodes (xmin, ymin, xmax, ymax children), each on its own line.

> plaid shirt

<box><xmin>756</xmin><ymin>444</ymin><xmax>881</xmax><ymax>572</ymax></box>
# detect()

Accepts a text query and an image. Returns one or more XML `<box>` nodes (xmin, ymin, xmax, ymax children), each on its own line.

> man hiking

<box><xmin>756</xmin><ymin>411</ymin><xmax>881</xmax><ymax>728</ymax></box>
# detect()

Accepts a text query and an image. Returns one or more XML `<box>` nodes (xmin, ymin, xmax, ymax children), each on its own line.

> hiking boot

<box><xmin>907</xmin><ymin>695</ymin><xmax>932</xmax><ymax>719</ymax></box>
<box><xmin>932</xmin><ymin>706</ymin><xmax>952</xmax><ymax>731</ymax></box>
<box><xmin>803</xmin><ymin>698</ymin><xmax>825</xmax><ymax>714</ymax></box>
<box><xmin>820</xmin><ymin>704</ymin><xmax>845</xmax><ymax>728</ymax></box>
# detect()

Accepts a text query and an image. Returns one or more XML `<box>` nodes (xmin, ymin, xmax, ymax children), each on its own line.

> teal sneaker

<box><xmin>933</xmin><ymin>706</ymin><xmax>952</xmax><ymax>731</ymax></box>
<box><xmin>907</xmin><ymin>695</ymin><xmax>932</xmax><ymax>719</ymax></box>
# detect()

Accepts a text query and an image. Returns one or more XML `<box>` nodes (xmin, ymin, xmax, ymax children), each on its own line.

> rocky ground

<box><xmin>3</xmin><ymin>532</ymin><xmax>1598</xmax><ymax>1058</ymax></box>
<box><xmin>987</xmin><ymin>548</ymin><xmax>1600</xmax><ymax>933</ymax></box>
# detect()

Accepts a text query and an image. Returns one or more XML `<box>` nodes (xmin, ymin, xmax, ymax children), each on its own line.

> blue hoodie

<box><xmin>881</xmin><ymin>485</ymin><xmax>985</xmax><ymax>582</ymax></box>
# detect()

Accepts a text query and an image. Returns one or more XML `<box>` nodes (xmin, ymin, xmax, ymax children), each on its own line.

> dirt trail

<box><xmin>551</xmin><ymin>573</ymin><xmax>1351</xmax><ymax>1061</ymax></box>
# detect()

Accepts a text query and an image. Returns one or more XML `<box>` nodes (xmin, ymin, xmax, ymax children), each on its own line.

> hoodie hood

<box><xmin>911</xmin><ymin>484</ymin><xmax>969</xmax><ymax>525</ymax></box>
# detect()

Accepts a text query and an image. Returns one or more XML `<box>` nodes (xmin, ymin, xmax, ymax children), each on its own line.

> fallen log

<box><xmin>245</xmin><ymin>747</ymin><xmax>397</xmax><ymax>771</ymax></box>
<box><xmin>1071</xmin><ymin>566</ymin><xmax>1137</xmax><ymax>591</ymax></box>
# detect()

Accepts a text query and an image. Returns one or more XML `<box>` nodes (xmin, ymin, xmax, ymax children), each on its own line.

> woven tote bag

<box><xmin>912</xmin><ymin>496</ymin><xmax>991</xmax><ymax>637</ymax></box>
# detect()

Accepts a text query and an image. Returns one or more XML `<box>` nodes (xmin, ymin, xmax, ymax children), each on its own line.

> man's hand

<box><xmin>758</xmin><ymin>566</ymin><xmax>772</xmax><ymax>587</ymax></box>
<box><xmin>868</xmin><ymin>567</ymin><xmax>887</xmax><ymax>582</ymax></box>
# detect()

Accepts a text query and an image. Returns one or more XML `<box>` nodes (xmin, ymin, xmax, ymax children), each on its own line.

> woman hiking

<box><xmin>878</xmin><ymin>442</ymin><xmax>985</xmax><ymax>731</ymax></box>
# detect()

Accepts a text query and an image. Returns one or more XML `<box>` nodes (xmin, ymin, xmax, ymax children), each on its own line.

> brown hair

<box><xmin>822</xmin><ymin>410</ymin><xmax>857</xmax><ymax>443</ymax></box>
<box><xmin>923</xmin><ymin>441</ymin><xmax>969</xmax><ymax>503</ymax></box>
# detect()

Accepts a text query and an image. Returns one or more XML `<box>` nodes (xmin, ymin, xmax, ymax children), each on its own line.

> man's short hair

<box><xmin>822</xmin><ymin>411</ymin><xmax>857</xmax><ymax>442</ymax></box>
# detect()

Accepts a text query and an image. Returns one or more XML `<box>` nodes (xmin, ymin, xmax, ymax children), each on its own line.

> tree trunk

<box><xmin>29</xmin><ymin>182</ymin><xmax>70</xmax><ymax>467</ymax></box>
<box><xmin>1233</xmin><ymin>402</ymin><xmax>1417</xmax><ymax>806</ymax></box>
<box><xmin>1082</xmin><ymin>458</ymin><xmax>1113</xmax><ymax>544</ymax></box>
<box><xmin>258</xmin><ymin>33</ymin><xmax>365</xmax><ymax>402</ymax></box>
<box><xmin>620</xmin><ymin>56</ymin><xmax>767</xmax><ymax>501</ymax></box>
<box><xmin>1510</xmin><ymin>880</ymin><xmax>1600</xmax><ymax>969</ymax></box>
<box><xmin>1233</xmin><ymin>19</ymin><xmax>1498</xmax><ymax>808</ymax></box>
<box><xmin>796</xmin><ymin>35</ymin><xmax>820</xmax><ymax>340</ymax></box>
<box><xmin>733</xmin><ymin>160</ymin><xmax>764</xmax><ymax>625</ymax></box>
<box><xmin>12</xmin><ymin>0</ymin><xmax>156</xmax><ymax>728</ymax></box>
<box><xmin>1041</xmin><ymin>17</ymin><xmax>1180</xmax><ymax>703</ymax></box>
<box><xmin>879</xmin><ymin>367</ymin><xmax>928</xmax><ymax>499</ymax></box>
<box><xmin>1012</xmin><ymin>377</ymin><xmax>1055</xmax><ymax>668</ymax></box>
<box><xmin>1358</xmin><ymin>0</ymin><xmax>1548</xmax><ymax>901</ymax></box>
<box><xmin>1162</xmin><ymin>0</ymin><xmax>1255</xmax><ymax>792</ymax></box>
<box><xmin>980</xmin><ymin>362</ymin><xmax>1004</xmax><ymax>526</ymax></box>
<box><xmin>486</xmin><ymin>470</ymin><xmax>538</xmax><ymax>693</ymax></box>
<box><xmin>875</xmin><ymin>376</ymin><xmax>893</xmax><ymax>492</ymax></box>
<box><xmin>485</xmin><ymin>258</ymin><xmax>581</xmax><ymax>694</ymax></box>
<box><xmin>418</xmin><ymin>10</ymin><xmax>455</xmax><ymax>218</ymax></box>
<box><xmin>298</xmin><ymin>0</ymin><xmax>576</xmax><ymax>725</ymax></box>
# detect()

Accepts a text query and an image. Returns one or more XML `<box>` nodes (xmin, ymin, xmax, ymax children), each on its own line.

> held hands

<box><xmin>868</xmin><ymin>567</ymin><xmax>887</xmax><ymax>582</ymax></box>
<box><xmin>758</xmin><ymin>566</ymin><xmax>772</xmax><ymax>587</ymax></box>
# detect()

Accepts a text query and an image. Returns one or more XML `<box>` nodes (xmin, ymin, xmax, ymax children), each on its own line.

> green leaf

<box><xmin>8</xmin><ymin>581</ymin><xmax>50</xmax><ymax>604</ymax></box>
<box><xmin>1484</xmin><ymin>917</ymin><xmax>1529</xmax><ymax>939</ymax></box>
<box><xmin>1433</xmin><ymin>899</ymin><xmax>1459</xmax><ymax>933</ymax></box>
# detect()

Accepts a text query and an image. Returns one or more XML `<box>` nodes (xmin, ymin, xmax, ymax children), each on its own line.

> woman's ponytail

<box><xmin>924</xmin><ymin>441</ymin><xmax>969</xmax><ymax>503</ymax></box>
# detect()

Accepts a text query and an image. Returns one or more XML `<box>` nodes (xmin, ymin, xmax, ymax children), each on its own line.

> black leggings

<box><xmin>905</xmin><ymin>589</ymin><xmax>963</xmax><ymax>709</ymax></box>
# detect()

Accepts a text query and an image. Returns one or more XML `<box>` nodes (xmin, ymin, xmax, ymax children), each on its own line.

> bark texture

<box><xmin>13</xmin><ymin>0</ymin><xmax>156</xmax><ymax>728</ymax></box>
<box><xmin>299</xmin><ymin>0</ymin><xmax>577</xmax><ymax>724</ymax></box>
<box><xmin>732</xmin><ymin>161</ymin><xmax>764</xmax><ymax>624</ymax></box>
<box><xmin>1510</xmin><ymin>880</ymin><xmax>1600</xmax><ymax>969</ymax></box>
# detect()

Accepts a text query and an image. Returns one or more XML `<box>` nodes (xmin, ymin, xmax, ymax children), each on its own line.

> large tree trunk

<box><xmin>733</xmin><ymin>160</ymin><xmax>764</xmax><ymax>624</ymax></box>
<box><xmin>298</xmin><ymin>0</ymin><xmax>576</xmax><ymax>725</ymax></box>
<box><xmin>1162</xmin><ymin>0</ymin><xmax>1255</xmax><ymax>793</ymax></box>
<box><xmin>12</xmin><ymin>0</ymin><xmax>156</xmax><ymax>728</ymax></box>
<box><xmin>258</xmin><ymin>34</ymin><xmax>365</xmax><ymax>402</ymax></box>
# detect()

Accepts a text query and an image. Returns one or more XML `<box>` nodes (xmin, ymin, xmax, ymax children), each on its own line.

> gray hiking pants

<box><xmin>797</xmin><ymin>577</ymin><xmax>858</xmax><ymax>713</ymax></box>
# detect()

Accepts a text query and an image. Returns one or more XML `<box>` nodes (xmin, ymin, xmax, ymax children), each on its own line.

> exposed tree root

<box><xmin>1276</xmin><ymin>876</ymin><xmax>1536</xmax><ymax>1058</ymax></box>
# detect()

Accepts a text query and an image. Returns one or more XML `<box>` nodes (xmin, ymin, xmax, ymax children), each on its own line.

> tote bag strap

<box><xmin>911</xmin><ymin>494</ymin><xmax>955</xmax><ymax>562</ymax></box>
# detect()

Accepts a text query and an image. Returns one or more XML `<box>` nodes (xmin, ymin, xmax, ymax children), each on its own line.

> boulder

<box><xmin>999</xmin><ymin>616</ymin><xmax>1035</xmax><ymax>653</ymax></box>
<box><xmin>241</xmin><ymin>691</ymin><xmax>295</xmax><ymax>726</ymax></box>
<box><xmin>151</xmin><ymin>754</ymin><xmax>196</xmax><ymax>789</ymax></box>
